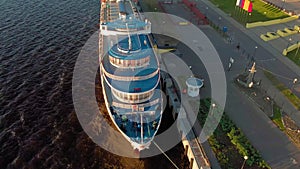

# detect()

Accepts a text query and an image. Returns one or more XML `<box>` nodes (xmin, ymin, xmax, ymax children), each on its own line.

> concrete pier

<box><xmin>160</xmin><ymin>50</ymin><xmax>211</xmax><ymax>169</ymax></box>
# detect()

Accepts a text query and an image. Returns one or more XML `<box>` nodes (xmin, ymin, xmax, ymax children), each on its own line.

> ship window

<box><xmin>142</xmin><ymin>93</ymin><xmax>146</xmax><ymax>100</ymax></box>
<box><xmin>145</xmin><ymin>57</ymin><xmax>150</xmax><ymax>62</ymax></box>
<box><xmin>109</xmin><ymin>55</ymin><xmax>150</xmax><ymax>68</ymax></box>
<box><xmin>127</xmin><ymin>60</ymin><xmax>130</xmax><ymax>66</ymax></box>
<box><xmin>137</xmin><ymin>60</ymin><xmax>141</xmax><ymax>66</ymax></box>
<box><xmin>133</xmin><ymin>94</ymin><xmax>138</xmax><ymax>101</ymax></box>
<box><xmin>142</xmin><ymin>58</ymin><xmax>146</xmax><ymax>64</ymax></box>
<box><xmin>130</xmin><ymin>60</ymin><xmax>135</xmax><ymax>66</ymax></box>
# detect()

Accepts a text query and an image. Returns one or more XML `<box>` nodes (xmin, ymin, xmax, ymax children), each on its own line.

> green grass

<box><xmin>264</xmin><ymin>71</ymin><xmax>286</xmax><ymax>91</ymax></box>
<box><xmin>140</xmin><ymin>0</ymin><xmax>162</xmax><ymax>12</ymax></box>
<box><xmin>286</xmin><ymin>47</ymin><xmax>300</xmax><ymax>66</ymax></box>
<box><xmin>210</xmin><ymin>0</ymin><xmax>289</xmax><ymax>23</ymax></box>
<box><xmin>264</xmin><ymin>71</ymin><xmax>300</xmax><ymax>110</ymax></box>
<box><xmin>282</xmin><ymin>89</ymin><xmax>300</xmax><ymax>110</ymax></box>
<box><xmin>198</xmin><ymin>99</ymin><xmax>271</xmax><ymax>169</ymax></box>
<box><xmin>272</xmin><ymin>104</ymin><xmax>285</xmax><ymax>130</ymax></box>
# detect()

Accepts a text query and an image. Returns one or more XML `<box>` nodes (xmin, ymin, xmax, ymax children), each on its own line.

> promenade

<box><xmin>157</xmin><ymin>0</ymin><xmax>300</xmax><ymax>168</ymax></box>
<box><xmin>189</xmin><ymin>0</ymin><xmax>300</xmax><ymax>124</ymax></box>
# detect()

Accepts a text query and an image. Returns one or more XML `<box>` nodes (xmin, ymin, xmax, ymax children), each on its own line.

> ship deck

<box><xmin>103</xmin><ymin>76</ymin><xmax>162</xmax><ymax>145</ymax></box>
<box><xmin>103</xmin><ymin>35</ymin><xmax>159</xmax><ymax>77</ymax></box>
<box><xmin>100</xmin><ymin>0</ymin><xmax>163</xmax><ymax>149</ymax></box>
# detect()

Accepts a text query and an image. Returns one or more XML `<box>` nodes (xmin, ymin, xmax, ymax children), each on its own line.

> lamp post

<box><xmin>252</xmin><ymin>46</ymin><xmax>258</xmax><ymax>62</ymax></box>
<box><xmin>212</xmin><ymin>103</ymin><xmax>216</xmax><ymax>108</ymax></box>
<box><xmin>291</xmin><ymin>78</ymin><xmax>298</xmax><ymax>92</ymax></box>
<box><xmin>247</xmin><ymin>12</ymin><xmax>251</xmax><ymax>24</ymax></box>
<box><xmin>253</xmin><ymin>46</ymin><xmax>258</xmax><ymax>56</ymax></box>
<box><xmin>212</xmin><ymin>103</ymin><xmax>216</xmax><ymax>116</ymax></box>
<box><xmin>162</xmin><ymin>21</ymin><xmax>166</xmax><ymax>34</ymax></box>
<box><xmin>286</xmin><ymin>38</ymin><xmax>292</xmax><ymax>49</ymax></box>
<box><xmin>281</xmin><ymin>0</ymin><xmax>286</xmax><ymax>10</ymax></box>
<box><xmin>241</xmin><ymin>155</ymin><xmax>248</xmax><ymax>169</ymax></box>
<box><xmin>295</xmin><ymin>41</ymin><xmax>299</xmax><ymax>59</ymax></box>
<box><xmin>218</xmin><ymin>17</ymin><xmax>222</xmax><ymax>30</ymax></box>
<box><xmin>205</xmin><ymin>6</ymin><xmax>208</xmax><ymax>17</ymax></box>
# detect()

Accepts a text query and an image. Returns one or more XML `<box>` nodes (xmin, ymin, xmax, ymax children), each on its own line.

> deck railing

<box><xmin>112</xmin><ymin>98</ymin><xmax>159</xmax><ymax>109</ymax></box>
<box><xmin>101</xmin><ymin>64</ymin><xmax>159</xmax><ymax>81</ymax></box>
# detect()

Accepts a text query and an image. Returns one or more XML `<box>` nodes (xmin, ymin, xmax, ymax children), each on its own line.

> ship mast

<box><xmin>126</xmin><ymin>23</ymin><xmax>132</xmax><ymax>51</ymax></box>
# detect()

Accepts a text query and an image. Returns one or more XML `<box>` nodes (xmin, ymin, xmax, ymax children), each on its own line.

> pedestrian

<box><xmin>236</xmin><ymin>43</ymin><xmax>240</xmax><ymax>51</ymax></box>
<box><xmin>229</xmin><ymin>57</ymin><xmax>234</xmax><ymax>63</ymax></box>
<box><xmin>228</xmin><ymin>62</ymin><xmax>232</xmax><ymax>71</ymax></box>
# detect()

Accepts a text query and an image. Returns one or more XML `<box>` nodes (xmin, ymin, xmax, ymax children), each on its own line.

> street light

<box><xmin>253</xmin><ymin>46</ymin><xmax>258</xmax><ymax>60</ymax></box>
<box><xmin>291</xmin><ymin>78</ymin><xmax>298</xmax><ymax>91</ymax></box>
<box><xmin>281</xmin><ymin>0</ymin><xmax>286</xmax><ymax>10</ymax></box>
<box><xmin>293</xmin><ymin>78</ymin><xmax>298</xmax><ymax>84</ymax></box>
<box><xmin>294</xmin><ymin>41</ymin><xmax>299</xmax><ymax>59</ymax></box>
<box><xmin>251</xmin><ymin>46</ymin><xmax>258</xmax><ymax>62</ymax></box>
<box><xmin>162</xmin><ymin>21</ymin><xmax>166</xmax><ymax>34</ymax></box>
<box><xmin>286</xmin><ymin>38</ymin><xmax>292</xmax><ymax>49</ymax></box>
<box><xmin>211</xmin><ymin>103</ymin><xmax>216</xmax><ymax>116</ymax></box>
<box><xmin>205</xmin><ymin>6</ymin><xmax>208</xmax><ymax>17</ymax></box>
<box><xmin>218</xmin><ymin>17</ymin><xmax>222</xmax><ymax>29</ymax></box>
<box><xmin>241</xmin><ymin>155</ymin><xmax>248</xmax><ymax>169</ymax></box>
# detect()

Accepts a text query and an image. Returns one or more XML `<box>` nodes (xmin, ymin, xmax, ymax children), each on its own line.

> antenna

<box><xmin>126</xmin><ymin>23</ymin><xmax>132</xmax><ymax>50</ymax></box>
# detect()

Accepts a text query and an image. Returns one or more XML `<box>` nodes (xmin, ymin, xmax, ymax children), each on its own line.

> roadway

<box><xmin>193</xmin><ymin>0</ymin><xmax>300</xmax><ymax>128</ymax></box>
<box><xmin>157</xmin><ymin>1</ymin><xmax>300</xmax><ymax>168</ymax></box>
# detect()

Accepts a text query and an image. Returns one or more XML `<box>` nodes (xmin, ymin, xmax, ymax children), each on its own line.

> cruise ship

<box><xmin>99</xmin><ymin>0</ymin><xmax>163</xmax><ymax>151</ymax></box>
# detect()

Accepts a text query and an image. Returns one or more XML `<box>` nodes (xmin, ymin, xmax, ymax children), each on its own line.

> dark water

<box><xmin>0</xmin><ymin>0</ymin><xmax>188</xmax><ymax>168</ymax></box>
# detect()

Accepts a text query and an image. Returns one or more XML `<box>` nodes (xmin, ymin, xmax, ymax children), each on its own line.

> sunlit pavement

<box><xmin>158</xmin><ymin>1</ymin><xmax>300</xmax><ymax>168</ymax></box>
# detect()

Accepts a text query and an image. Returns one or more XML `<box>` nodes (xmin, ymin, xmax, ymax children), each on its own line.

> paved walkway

<box><xmin>193</xmin><ymin>0</ymin><xmax>300</xmax><ymax>124</ymax></box>
<box><xmin>159</xmin><ymin>1</ymin><xmax>300</xmax><ymax>168</ymax></box>
<box><xmin>202</xmin><ymin>27</ymin><xmax>300</xmax><ymax>169</ymax></box>
<box><xmin>250</xmin><ymin>19</ymin><xmax>300</xmax><ymax>52</ymax></box>
<box><xmin>139</xmin><ymin>2</ymin><xmax>221</xmax><ymax>169</ymax></box>
<box><xmin>162</xmin><ymin>52</ymin><xmax>219</xmax><ymax>169</ymax></box>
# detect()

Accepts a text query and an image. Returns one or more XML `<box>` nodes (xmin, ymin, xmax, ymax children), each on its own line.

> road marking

<box><xmin>256</xmin><ymin>58</ymin><xmax>276</xmax><ymax>62</ymax></box>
